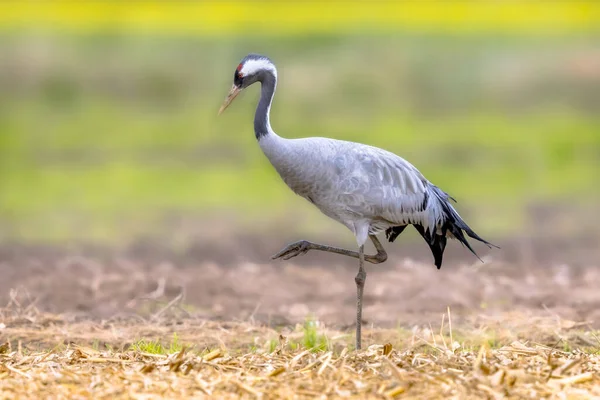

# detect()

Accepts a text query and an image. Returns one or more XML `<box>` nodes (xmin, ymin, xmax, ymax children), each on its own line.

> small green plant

<box><xmin>168</xmin><ymin>333</ymin><xmax>183</xmax><ymax>353</ymax></box>
<box><xmin>130</xmin><ymin>339</ymin><xmax>165</xmax><ymax>354</ymax></box>
<box><xmin>129</xmin><ymin>333</ymin><xmax>183</xmax><ymax>355</ymax></box>
<box><xmin>267</xmin><ymin>339</ymin><xmax>278</xmax><ymax>353</ymax></box>
<box><xmin>302</xmin><ymin>317</ymin><xmax>329</xmax><ymax>352</ymax></box>
<box><xmin>584</xmin><ymin>347</ymin><xmax>600</xmax><ymax>355</ymax></box>
<box><xmin>486</xmin><ymin>336</ymin><xmax>501</xmax><ymax>350</ymax></box>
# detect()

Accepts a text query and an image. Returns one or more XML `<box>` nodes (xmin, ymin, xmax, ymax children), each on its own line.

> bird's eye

<box><xmin>234</xmin><ymin>71</ymin><xmax>244</xmax><ymax>87</ymax></box>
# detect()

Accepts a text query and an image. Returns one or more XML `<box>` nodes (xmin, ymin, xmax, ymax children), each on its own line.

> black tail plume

<box><xmin>385</xmin><ymin>185</ymin><xmax>498</xmax><ymax>269</ymax></box>
<box><xmin>429</xmin><ymin>185</ymin><xmax>498</xmax><ymax>266</ymax></box>
<box><xmin>413</xmin><ymin>224</ymin><xmax>447</xmax><ymax>269</ymax></box>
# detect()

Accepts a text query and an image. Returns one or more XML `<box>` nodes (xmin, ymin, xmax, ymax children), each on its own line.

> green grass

<box><xmin>267</xmin><ymin>339</ymin><xmax>279</xmax><ymax>354</ymax></box>
<box><xmin>261</xmin><ymin>317</ymin><xmax>331</xmax><ymax>354</ymax></box>
<box><xmin>300</xmin><ymin>318</ymin><xmax>330</xmax><ymax>352</ymax></box>
<box><xmin>0</xmin><ymin>34</ymin><xmax>598</xmax><ymax>243</ymax></box>
<box><xmin>129</xmin><ymin>333</ymin><xmax>184</xmax><ymax>355</ymax></box>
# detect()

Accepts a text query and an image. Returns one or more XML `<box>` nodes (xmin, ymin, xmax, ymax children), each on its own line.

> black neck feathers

<box><xmin>254</xmin><ymin>69</ymin><xmax>277</xmax><ymax>140</ymax></box>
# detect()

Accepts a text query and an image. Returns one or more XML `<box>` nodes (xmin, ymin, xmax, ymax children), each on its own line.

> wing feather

<box><xmin>335</xmin><ymin>144</ymin><xmax>432</xmax><ymax>227</ymax></box>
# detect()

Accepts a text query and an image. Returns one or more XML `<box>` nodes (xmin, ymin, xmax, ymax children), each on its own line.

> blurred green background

<box><xmin>0</xmin><ymin>2</ymin><xmax>598</xmax><ymax>245</ymax></box>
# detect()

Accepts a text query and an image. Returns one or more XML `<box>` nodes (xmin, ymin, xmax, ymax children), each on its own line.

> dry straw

<box><xmin>1</xmin><ymin>307</ymin><xmax>599</xmax><ymax>398</ymax></box>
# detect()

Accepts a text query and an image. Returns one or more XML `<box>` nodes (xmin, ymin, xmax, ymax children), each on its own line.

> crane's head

<box><xmin>218</xmin><ymin>54</ymin><xmax>276</xmax><ymax>115</ymax></box>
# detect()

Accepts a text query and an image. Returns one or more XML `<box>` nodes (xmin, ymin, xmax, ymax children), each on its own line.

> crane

<box><xmin>218</xmin><ymin>54</ymin><xmax>496</xmax><ymax>350</ymax></box>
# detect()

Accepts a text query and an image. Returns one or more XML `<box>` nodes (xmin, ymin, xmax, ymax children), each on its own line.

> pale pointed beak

<box><xmin>218</xmin><ymin>84</ymin><xmax>242</xmax><ymax>115</ymax></box>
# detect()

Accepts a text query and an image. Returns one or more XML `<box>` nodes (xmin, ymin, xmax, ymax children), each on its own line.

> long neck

<box><xmin>254</xmin><ymin>70</ymin><xmax>277</xmax><ymax>140</ymax></box>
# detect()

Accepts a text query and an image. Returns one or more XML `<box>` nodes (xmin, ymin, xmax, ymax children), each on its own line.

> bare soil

<box><xmin>1</xmin><ymin>229</ymin><xmax>598</xmax><ymax>330</ymax></box>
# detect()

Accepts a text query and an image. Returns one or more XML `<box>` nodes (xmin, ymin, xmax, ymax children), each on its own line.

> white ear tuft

<box><xmin>240</xmin><ymin>58</ymin><xmax>277</xmax><ymax>78</ymax></box>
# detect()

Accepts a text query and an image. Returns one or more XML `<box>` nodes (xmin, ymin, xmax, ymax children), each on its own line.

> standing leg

<box><xmin>272</xmin><ymin>236</ymin><xmax>384</xmax><ymax>351</ymax></box>
<box><xmin>354</xmin><ymin>245</ymin><xmax>366</xmax><ymax>350</ymax></box>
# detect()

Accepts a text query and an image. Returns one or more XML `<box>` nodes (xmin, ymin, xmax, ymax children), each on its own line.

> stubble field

<box><xmin>1</xmin><ymin>229</ymin><xmax>600</xmax><ymax>398</ymax></box>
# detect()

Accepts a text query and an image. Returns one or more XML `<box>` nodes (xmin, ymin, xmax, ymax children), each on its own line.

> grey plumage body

<box><xmin>261</xmin><ymin>134</ymin><xmax>437</xmax><ymax>246</ymax></box>
<box><xmin>219</xmin><ymin>53</ymin><xmax>495</xmax><ymax>350</ymax></box>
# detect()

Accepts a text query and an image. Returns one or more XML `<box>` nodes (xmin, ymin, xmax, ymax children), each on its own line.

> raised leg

<box><xmin>272</xmin><ymin>235</ymin><xmax>387</xmax><ymax>264</ymax></box>
<box><xmin>355</xmin><ymin>244</ymin><xmax>366</xmax><ymax>350</ymax></box>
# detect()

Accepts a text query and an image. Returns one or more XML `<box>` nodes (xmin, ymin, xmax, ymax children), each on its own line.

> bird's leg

<box><xmin>355</xmin><ymin>244</ymin><xmax>366</xmax><ymax>350</ymax></box>
<box><xmin>272</xmin><ymin>235</ymin><xmax>388</xmax><ymax>264</ymax></box>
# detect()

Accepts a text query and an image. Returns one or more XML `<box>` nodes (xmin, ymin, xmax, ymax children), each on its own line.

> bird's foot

<box><xmin>271</xmin><ymin>240</ymin><xmax>311</xmax><ymax>260</ymax></box>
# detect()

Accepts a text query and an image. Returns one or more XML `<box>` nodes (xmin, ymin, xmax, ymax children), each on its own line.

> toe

<box><xmin>272</xmin><ymin>245</ymin><xmax>296</xmax><ymax>260</ymax></box>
